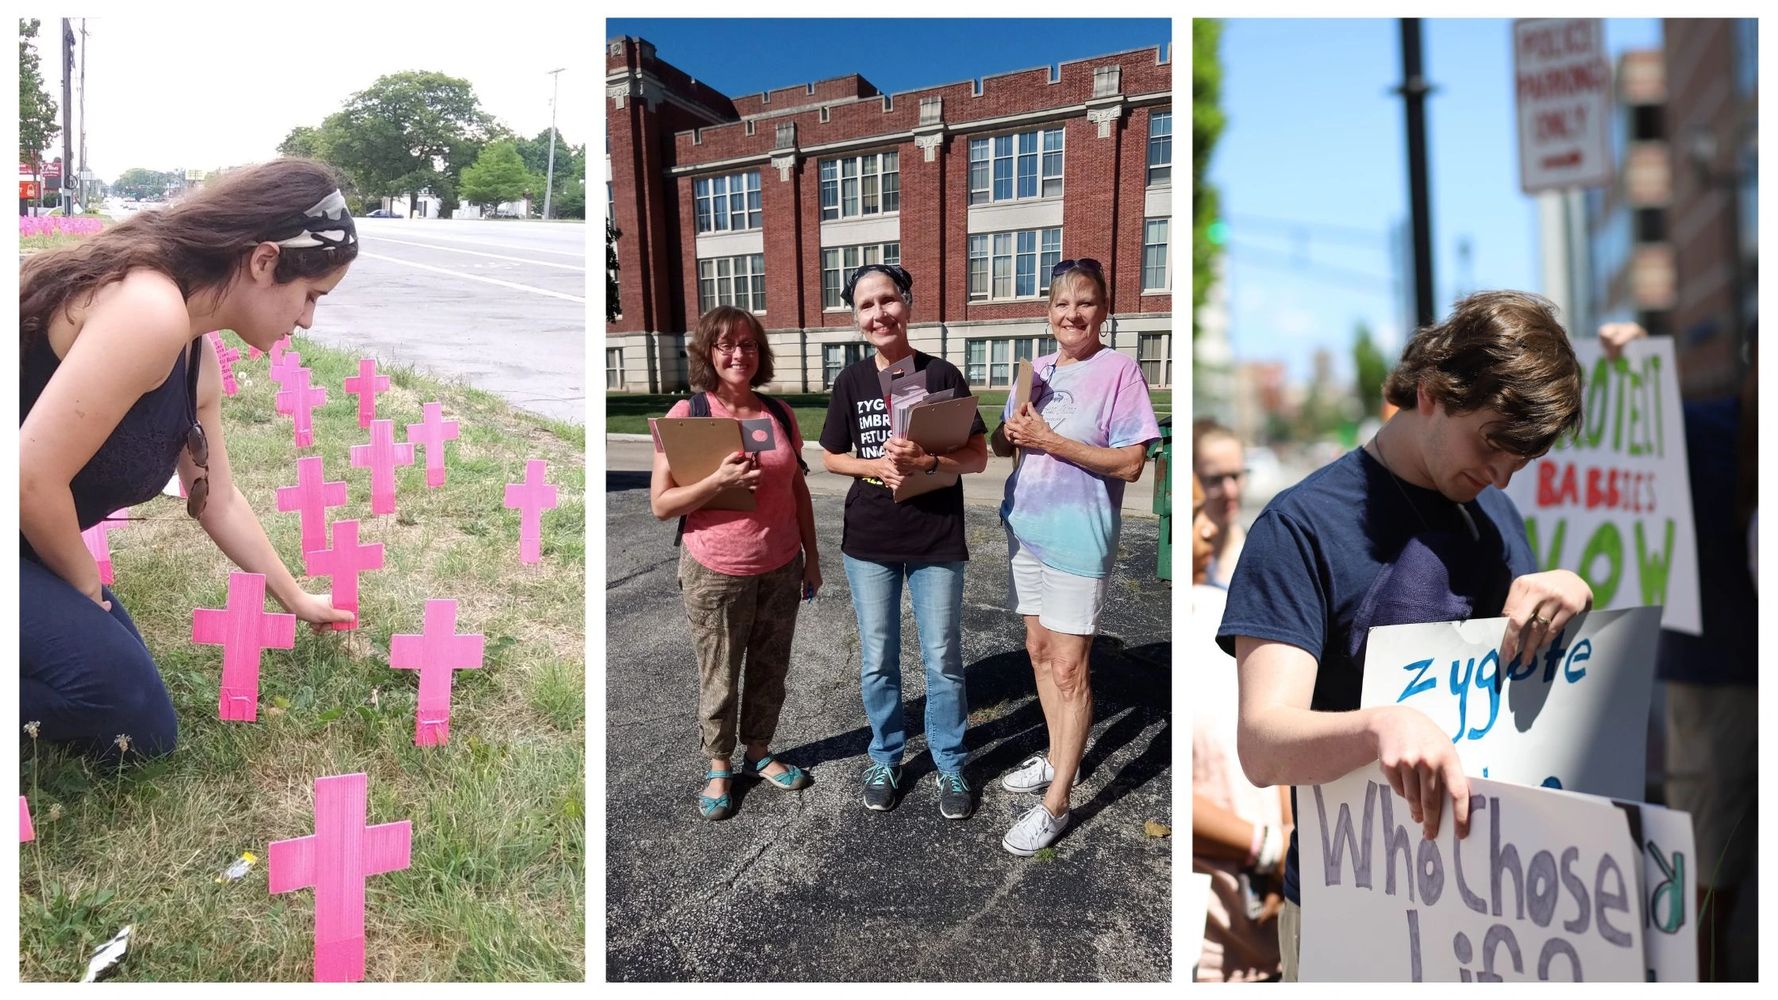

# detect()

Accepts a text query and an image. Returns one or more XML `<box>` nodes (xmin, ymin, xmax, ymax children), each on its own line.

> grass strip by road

<box><xmin>607</xmin><ymin>389</ymin><xmax>1174</xmax><ymax>438</ymax></box>
<box><xmin>19</xmin><ymin>334</ymin><xmax>586</xmax><ymax>982</ymax></box>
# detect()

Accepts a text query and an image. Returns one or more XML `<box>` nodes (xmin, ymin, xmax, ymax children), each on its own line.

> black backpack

<box><xmin>675</xmin><ymin>391</ymin><xmax>808</xmax><ymax>546</ymax></box>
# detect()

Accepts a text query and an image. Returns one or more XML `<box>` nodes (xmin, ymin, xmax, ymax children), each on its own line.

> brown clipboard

<box><xmin>891</xmin><ymin>395</ymin><xmax>980</xmax><ymax>502</ymax></box>
<box><xmin>1006</xmin><ymin>360</ymin><xmax>1035</xmax><ymax>469</ymax></box>
<box><xmin>651</xmin><ymin>417</ymin><xmax>756</xmax><ymax>511</ymax></box>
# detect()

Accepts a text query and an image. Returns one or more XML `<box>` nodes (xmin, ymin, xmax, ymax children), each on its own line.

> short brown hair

<box><xmin>686</xmin><ymin>306</ymin><xmax>774</xmax><ymax>391</ymax></box>
<box><xmin>1383</xmin><ymin>290</ymin><xmax>1583</xmax><ymax>456</ymax></box>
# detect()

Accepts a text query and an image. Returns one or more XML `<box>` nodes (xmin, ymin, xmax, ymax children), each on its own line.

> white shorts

<box><xmin>1006</xmin><ymin>531</ymin><xmax>1109</xmax><ymax>636</ymax></box>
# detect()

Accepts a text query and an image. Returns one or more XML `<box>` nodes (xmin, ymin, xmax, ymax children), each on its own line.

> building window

<box><xmin>968</xmin><ymin>228</ymin><xmax>1061</xmax><ymax>301</ymax></box>
<box><xmin>1142</xmin><ymin>218</ymin><xmax>1170</xmax><ymax>291</ymax></box>
<box><xmin>1138</xmin><ymin>333</ymin><xmax>1168</xmax><ymax>387</ymax></box>
<box><xmin>606</xmin><ymin>347</ymin><xmax>624</xmax><ymax>390</ymax></box>
<box><xmin>697</xmin><ymin>254</ymin><xmax>767</xmax><ymax>313</ymax></box>
<box><xmin>822</xmin><ymin>342</ymin><xmax>870</xmax><ymax>388</ymax></box>
<box><xmin>968</xmin><ymin>127</ymin><xmax>1064</xmax><ymax>206</ymax></box>
<box><xmin>1148</xmin><ymin>112</ymin><xmax>1172</xmax><ymax>186</ymax></box>
<box><xmin>819</xmin><ymin>151</ymin><xmax>900</xmax><ymax>221</ymax></box>
<box><xmin>965</xmin><ymin>335</ymin><xmax>1060</xmax><ymax>387</ymax></box>
<box><xmin>693</xmin><ymin>171</ymin><xmax>762</xmax><ymax>233</ymax></box>
<box><xmin>821</xmin><ymin>242</ymin><xmax>901</xmax><ymax>310</ymax></box>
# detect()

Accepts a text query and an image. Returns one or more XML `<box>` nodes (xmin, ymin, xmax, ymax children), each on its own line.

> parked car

<box><xmin>366</xmin><ymin>209</ymin><xmax>398</xmax><ymax>218</ymax></box>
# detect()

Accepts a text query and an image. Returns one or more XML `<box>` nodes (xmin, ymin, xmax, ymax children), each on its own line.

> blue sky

<box><xmin>1209</xmin><ymin>18</ymin><xmax>1661</xmax><ymax>383</ymax></box>
<box><xmin>608</xmin><ymin>19</ymin><xmax>1172</xmax><ymax>98</ymax></box>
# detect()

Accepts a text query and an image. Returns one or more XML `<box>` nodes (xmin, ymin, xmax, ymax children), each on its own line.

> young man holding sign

<box><xmin>1216</xmin><ymin>291</ymin><xmax>1594</xmax><ymax>979</ymax></box>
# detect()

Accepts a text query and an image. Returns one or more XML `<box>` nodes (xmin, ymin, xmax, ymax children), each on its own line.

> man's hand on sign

<box><xmin>1500</xmin><ymin>568</ymin><xmax>1593</xmax><ymax>667</ymax></box>
<box><xmin>1370</xmin><ymin>704</ymin><xmax>1471</xmax><ymax>842</ymax></box>
<box><xmin>1598</xmin><ymin>321</ymin><xmax>1649</xmax><ymax>361</ymax></box>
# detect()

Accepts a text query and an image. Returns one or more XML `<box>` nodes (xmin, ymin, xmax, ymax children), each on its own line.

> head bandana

<box><xmin>274</xmin><ymin>190</ymin><xmax>355</xmax><ymax>250</ymax></box>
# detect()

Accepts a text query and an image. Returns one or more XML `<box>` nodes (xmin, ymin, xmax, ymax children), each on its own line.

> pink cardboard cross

<box><xmin>503</xmin><ymin>460</ymin><xmax>558</xmax><ymax>565</ymax></box>
<box><xmin>405</xmin><ymin>402</ymin><xmax>460</xmax><ymax>488</ymax></box>
<box><xmin>271</xmin><ymin>355</ymin><xmax>307</xmax><ymax>411</ymax></box>
<box><xmin>81</xmin><ymin>516</ymin><xmax>126</xmax><ymax>585</ymax></box>
<box><xmin>268</xmin><ymin>773</ymin><xmax>412</xmax><ymax>983</ymax></box>
<box><xmin>192</xmin><ymin>573</ymin><xmax>297</xmax><ymax>722</ymax></box>
<box><xmin>265</xmin><ymin>333</ymin><xmax>293</xmax><ymax>367</ymax></box>
<box><xmin>389</xmin><ymin>599</ymin><xmax>484</xmax><ymax>746</ymax></box>
<box><xmin>207</xmin><ymin>331</ymin><xmax>242</xmax><ymax>397</ymax></box>
<box><xmin>304</xmin><ymin>520</ymin><xmax>381</xmax><ymax>632</ymax></box>
<box><xmin>276</xmin><ymin>367</ymin><xmax>328</xmax><ymax>449</ymax></box>
<box><xmin>350</xmin><ymin>420</ymin><xmax>414</xmax><ymax>516</ymax></box>
<box><xmin>277</xmin><ymin>457</ymin><xmax>349</xmax><ymax>556</ymax></box>
<box><xmin>20</xmin><ymin>796</ymin><xmax>34</xmax><ymax>843</ymax></box>
<box><xmin>342</xmin><ymin>358</ymin><xmax>391</xmax><ymax>429</ymax></box>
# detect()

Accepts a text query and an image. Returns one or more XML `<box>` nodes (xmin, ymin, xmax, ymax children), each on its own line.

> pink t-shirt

<box><xmin>666</xmin><ymin>394</ymin><xmax>804</xmax><ymax>576</ymax></box>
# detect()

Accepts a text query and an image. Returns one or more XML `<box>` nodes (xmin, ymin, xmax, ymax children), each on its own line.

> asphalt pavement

<box><xmin>298</xmin><ymin>218</ymin><xmax>586</xmax><ymax>424</ymax></box>
<box><xmin>604</xmin><ymin>472</ymin><xmax>1173</xmax><ymax>982</ymax></box>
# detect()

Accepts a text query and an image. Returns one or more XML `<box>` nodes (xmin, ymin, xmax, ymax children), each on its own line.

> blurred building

<box><xmin>606</xmin><ymin>36</ymin><xmax>1174</xmax><ymax>394</ymax></box>
<box><xmin>1193</xmin><ymin>255</ymin><xmax>1236</xmax><ymax>425</ymax></box>
<box><xmin>1584</xmin><ymin>49</ymin><xmax>1674</xmax><ymax>339</ymax></box>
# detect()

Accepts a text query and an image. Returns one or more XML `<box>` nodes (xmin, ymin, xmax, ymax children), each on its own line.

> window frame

<box><xmin>1147</xmin><ymin>111</ymin><xmax>1172</xmax><ymax>187</ymax></box>
<box><xmin>692</xmin><ymin>170</ymin><xmax>762</xmax><ymax>234</ymax></box>
<box><xmin>697</xmin><ymin>253</ymin><xmax>768</xmax><ymax>314</ymax></box>
<box><xmin>967</xmin><ymin>227</ymin><xmax>1063</xmax><ymax>303</ymax></box>
<box><xmin>818</xmin><ymin>150</ymin><xmax>901</xmax><ymax>221</ymax></box>
<box><xmin>1142</xmin><ymin>217</ymin><xmax>1170</xmax><ymax>292</ymax></box>
<box><xmin>821</xmin><ymin>241</ymin><xmax>902</xmax><ymax>311</ymax></box>
<box><xmin>969</xmin><ymin>127</ymin><xmax>1066</xmax><ymax>206</ymax></box>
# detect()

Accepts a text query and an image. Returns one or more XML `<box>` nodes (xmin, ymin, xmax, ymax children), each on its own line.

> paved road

<box><xmin>301</xmin><ymin>218</ymin><xmax>587</xmax><ymax>424</ymax></box>
<box><xmin>605</xmin><ymin>480</ymin><xmax>1172</xmax><ymax>982</ymax></box>
<box><xmin>604</xmin><ymin>436</ymin><xmax>1168</xmax><ymax>517</ymax></box>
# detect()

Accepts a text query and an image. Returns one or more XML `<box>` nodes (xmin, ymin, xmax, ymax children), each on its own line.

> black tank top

<box><xmin>20</xmin><ymin>331</ymin><xmax>201</xmax><ymax>542</ymax></box>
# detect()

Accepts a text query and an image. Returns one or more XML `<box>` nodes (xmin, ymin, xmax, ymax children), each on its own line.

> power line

<box><xmin>1224</xmin><ymin>239</ymin><xmax>1399</xmax><ymax>291</ymax></box>
<box><xmin>1223</xmin><ymin>212</ymin><xmax>1393</xmax><ymax>248</ymax></box>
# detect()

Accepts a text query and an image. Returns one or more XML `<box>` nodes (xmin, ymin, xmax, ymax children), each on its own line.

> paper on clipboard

<box><xmin>650</xmin><ymin>417</ymin><xmax>756</xmax><ymax>511</ymax></box>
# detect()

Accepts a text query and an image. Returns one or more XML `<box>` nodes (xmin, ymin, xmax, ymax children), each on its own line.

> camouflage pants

<box><xmin>678</xmin><ymin>548</ymin><xmax>804</xmax><ymax>762</ymax></box>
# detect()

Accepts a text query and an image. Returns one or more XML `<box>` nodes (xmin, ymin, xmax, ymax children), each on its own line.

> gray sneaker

<box><xmin>862</xmin><ymin>761</ymin><xmax>903</xmax><ymax>811</ymax></box>
<box><xmin>1000</xmin><ymin>752</ymin><xmax>1055</xmax><ymax>794</ymax></box>
<box><xmin>935</xmin><ymin>772</ymin><xmax>973</xmax><ymax>820</ymax></box>
<box><xmin>1002</xmin><ymin>802</ymin><xmax>1069</xmax><ymax>856</ymax></box>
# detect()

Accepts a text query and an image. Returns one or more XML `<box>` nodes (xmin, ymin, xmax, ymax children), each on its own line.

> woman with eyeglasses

<box><xmin>20</xmin><ymin>159</ymin><xmax>358</xmax><ymax>759</ymax></box>
<box><xmin>990</xmin><ymin>258</ymin><xmax>1161</xmax><ymax>855</ymax></box>
<box><xmin>818</xmin><ymin>264</ymin><xmax>988</xmax><ymax>820</ymax></box>
<box><xmin>651</xmin><ymin>306</ymin><xmax>820</xmax><ymax>820</ymax></box>
<box><xmin>1192</xmin><ymin>418</ymin><xmax>1248</xmax><ymax>587</ymax></box>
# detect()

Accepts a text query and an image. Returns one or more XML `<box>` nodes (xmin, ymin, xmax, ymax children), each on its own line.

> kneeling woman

<box><xmin>993</xmin><ymin>258</ymin><xmax>1161</xmax><ymax>854</ymax></box>
<box><xmin>650</xmin><ymin>307</ymin><xmax>821</xmax><ymax>820</ymax></box>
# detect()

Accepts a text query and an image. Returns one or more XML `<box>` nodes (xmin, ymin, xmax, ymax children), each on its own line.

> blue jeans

<box><xmin>842</xmin><ymin>555</ymin><xmax>968</xmax><ymax>774</ymax></box>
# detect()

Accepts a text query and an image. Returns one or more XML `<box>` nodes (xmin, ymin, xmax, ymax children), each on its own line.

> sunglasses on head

<box><xmin>185</xmin><ymin>422</ymin><xmax>210</xmax><ymax>519</ymax></box>
<box><xmin>1050</xmin><ymin>258</ymin><xmax>1103</xmax><ymax>279</ymax></box>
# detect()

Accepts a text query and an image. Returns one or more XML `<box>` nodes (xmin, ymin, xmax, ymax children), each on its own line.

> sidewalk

<box><xmin>604</xmin><ymin>479</ymin><xmax>1172</xmax><ymax>981</ymax></box>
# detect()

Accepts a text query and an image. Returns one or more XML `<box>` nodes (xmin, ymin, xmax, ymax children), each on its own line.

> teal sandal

<box><xmin>698</xmin><ymin>768</ymin><xmax>735</xmax><ymax>820</ymax></box>
<box><xmin>742</xmin><ymin>754</ymin><xmax>811</xmax><ymax>791</ymax></box>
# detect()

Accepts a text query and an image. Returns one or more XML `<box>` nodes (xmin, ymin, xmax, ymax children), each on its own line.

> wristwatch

<box><xmin>926</xmin><ymin>454</ymin><xmax>941</xmax><ymax>475</ymax></box>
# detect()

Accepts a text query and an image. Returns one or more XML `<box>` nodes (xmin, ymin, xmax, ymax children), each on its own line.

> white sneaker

<box><xmin>1000</xmin><ymin>752</ymin><xmax>1054</xmax><ymax>793</ymax></box>
<box><xmin>1002</xmin><ymin>802</ymin><xmax>1069</xmax><ymax>856</ymax></box>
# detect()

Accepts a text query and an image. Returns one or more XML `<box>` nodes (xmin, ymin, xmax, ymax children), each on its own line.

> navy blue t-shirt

<box><xmin>1216</xmin><ymin>446</ymin><xmax>1536</xmax><ymax>902</ymax></box>
<box><xmin>1657</xmin><ymin>397</ymin><xmax>1756</xmax><ymax>686</ymax></box>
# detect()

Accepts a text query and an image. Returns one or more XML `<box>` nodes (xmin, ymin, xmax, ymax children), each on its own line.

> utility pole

<box><xmin>78</xmin><ymin>19</ymin><xmax>88</xmax><ymax>211</ymax></box>
<box><xmin>1397</xmin><ymin>18</ymin><xmax>1436</xmax><ymax>329</ymax></box>
<box><xmin>542</xmin><ymin>67</ymin><xmax>565</xmax><ymax>221</ymax></box>
<box><xmin>60</xmin><ymin>18</ymin><xmax>73</xmax><ymax>215</ymax></box>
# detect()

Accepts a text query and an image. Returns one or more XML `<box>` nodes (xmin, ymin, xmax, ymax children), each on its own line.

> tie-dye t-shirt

<box><xmin>1000</xmin><ymin>347</ymin><xmax>1160</xmax><ymax>579</ymax></box>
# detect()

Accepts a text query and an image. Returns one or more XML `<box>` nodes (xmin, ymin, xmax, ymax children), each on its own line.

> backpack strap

<box><xmin>674</xmin><ymin>393</ymin><xmax>709</xmax><ymax>547</ymax></box>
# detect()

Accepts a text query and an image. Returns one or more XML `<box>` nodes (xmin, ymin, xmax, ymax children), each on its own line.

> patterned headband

<box><xmin>274</xmin><ymin>190</ymin><xmax>356</xmax><ymax>250</ymax></box>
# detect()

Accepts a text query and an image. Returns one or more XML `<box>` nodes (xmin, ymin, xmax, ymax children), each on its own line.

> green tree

<box><xmin>19</xmin><ymin>19</ymin><xmax>60</xmax><ymax>173</ymax></box>
<box><xmin>304</xmin><ymin>71</ymin><xmax>497</xmax><ymax>216</ymax></box>
<box><xmin>112</xmin><ymin>167</ymin><xmax>175</xmax><ymax>200</ymax></box>
<box><xmin>277</xmin><ymin>125</ymin><xmax>330</xmax><ymax>160</ymax></box>
<box><xmin>1352</xmin><ymin>321</ymin><xmax>1389</xmax><ymax>419</ymax></box>
<box><xmin>459</xmin><ymin>141</ymin><xmax>532</xmax><ymax>213</ymax></box>
<box><xmin>1192</xmin><ymin>19</ymin><xmax>1226</xmax><ymax>341</ymax></box>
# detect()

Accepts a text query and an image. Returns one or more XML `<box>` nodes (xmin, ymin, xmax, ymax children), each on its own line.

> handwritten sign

<box><xmin>207</xmin><ymin>331</ymin><xmax>241</xmax><ymax>397</ymax></box>
<box><xmin>1301</xmin><ymin>769</ymin><xmax>1645</xmax><ymax>981</ymax></box>
<box><xmin>1504</xmin><ymin>339</ymin><xmax>1699</xmax><ymax>634</ymax></box>
<box><xmin>1361</xmin><ymin>607</ymin><xmax>1660</xmax><ymax>801</ymax></box>
<box><xmin>1625</xmin><ymin>799</ymin><xmax>1697</xmax><ymax>982</ymax></box>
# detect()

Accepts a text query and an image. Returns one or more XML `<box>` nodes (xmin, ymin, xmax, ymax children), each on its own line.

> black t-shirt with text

<box><xmin>819</xmin><ymin>351</ymin><xmax>987</xmax><ymax>564</ymax></box>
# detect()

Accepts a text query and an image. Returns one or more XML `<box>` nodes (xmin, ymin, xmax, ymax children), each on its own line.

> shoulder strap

<box><xmin>756</xmin><ymin>394</ymin><xmax>809</xmax><ymax>475</ymax></box>
<box><xmin>185</xmin><ymin>336</ymin><xmax>205</xmax><ymax>423</ymax></box>
<box><xmin>675</xmin><ymin>393</ymin><xmax>709</xmax><ymax>546</ymax></box>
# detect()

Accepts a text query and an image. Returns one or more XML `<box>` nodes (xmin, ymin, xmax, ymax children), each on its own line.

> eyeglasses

<box><xmin>185</xmin><ymin>422</ymin><xmax>210</xmax><ymax>519</ymax></box>
<box><xmin>715</xmin><ymin>341</ymin><xmax>760</xmax><ymax>356</ymax></box>
<box><xmin>1050</xmin><ymin>258</ymin><xmax>1103</xmax><ymax>279</ymax></box>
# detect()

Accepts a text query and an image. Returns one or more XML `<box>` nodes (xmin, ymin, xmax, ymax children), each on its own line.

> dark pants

<box><xmin>20</xmin><ymin>557</ymin><xmax>178</xmax><ymax>760</ymax></box>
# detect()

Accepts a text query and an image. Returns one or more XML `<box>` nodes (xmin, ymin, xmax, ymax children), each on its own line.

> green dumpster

<box><xmin>1148</xmin><ymin>416</ymin><xmax>1172</xmax><ymax>581</ymax></box>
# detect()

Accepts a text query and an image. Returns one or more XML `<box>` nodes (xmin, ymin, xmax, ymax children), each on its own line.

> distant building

<box><xmin>605</xmin><ymin>35</ymin><xmax>1173</xmax><ymax>393</ymax></box>
<box><xmin>1584</xmin><ymin>49</ymin><xmax>1675</xmax><ymax>341</ymax></box>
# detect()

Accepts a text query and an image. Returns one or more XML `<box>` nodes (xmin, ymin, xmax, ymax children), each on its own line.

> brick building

<box><xmin>605</xmin><ymin>36</ymin><xmax>1174</xmax><ymax>394</ymax></box>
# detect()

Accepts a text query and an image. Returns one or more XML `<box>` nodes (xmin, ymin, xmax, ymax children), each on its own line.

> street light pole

<box><xmin>1397</xmin><ymin>17</ymin><xmax>1436</xmax><ymax>330</ymax></box>
<box><xmin>542</xmin><ymin>67</ymin><xmax>565</xmax><ymax>221</ymax></box>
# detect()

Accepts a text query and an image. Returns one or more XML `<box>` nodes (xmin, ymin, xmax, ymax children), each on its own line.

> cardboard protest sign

<box><xmin>1503</xmin><ymin>338</ymin><xmax>1699</xmax><ymax>634</ymax></box>
<box><xmin>1361</xmin><ymin>606</ymin><xmax>1660</xmax><ymax>801</ymax></box>
<box><xmin>1623</xmin><ymin>799</ymin><xmax>1698</xmax><ymax>982</ymax></box>
<box><xmin>1301</xmin><ymin>768</ymin><xmax>1645</xmax><ymax>981</ymax></box>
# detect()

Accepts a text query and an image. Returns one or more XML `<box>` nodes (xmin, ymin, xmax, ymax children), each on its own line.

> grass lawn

<box><xmin>20</xmin><ymin>335</ymin><xmax>586</xmax><ymax>982</ymax></box>
<box><xmin>607</xmin><ymin>388</ymin><xmax>1174</xmax><ymax>440</ymax></box>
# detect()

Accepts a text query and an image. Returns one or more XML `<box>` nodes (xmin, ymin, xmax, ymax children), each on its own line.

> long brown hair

<box><xmin>19</xmin><ymin>158</ymin><xmax>357</xmax><ymax>352</ymax></box>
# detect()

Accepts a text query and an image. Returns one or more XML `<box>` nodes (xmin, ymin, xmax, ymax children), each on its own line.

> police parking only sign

<box><xmin>1514</xmin><ymin>19</ymin><xmax>1614</xmax><ymax>194</ymax></box>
